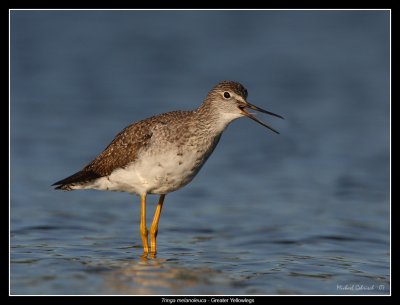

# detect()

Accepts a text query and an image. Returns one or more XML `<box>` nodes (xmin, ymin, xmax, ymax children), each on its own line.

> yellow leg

<box><xmin>140</xmin><ymin>193</ymin><xmax>149</xmax><ymax>254</ymax></box>
<box><xmin>150</xmin><ymin>194</ymin><xmax>166</xmax><ymax>254</ymax></box>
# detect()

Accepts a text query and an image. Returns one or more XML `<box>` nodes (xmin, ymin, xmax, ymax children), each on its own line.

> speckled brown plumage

<box><xmin>53</xmin><ymin>80</ymin><xmax>281</xmax><ymax>193</ymax></box>
<box><xmin>210</xmin><ymin>80</ymin><xmax>248</xmax><ymax>99</ymax></box>
<box><xmin>52</xmin><ymin>80</ymin><xmax>283</xmax><ymax>255</ymax></box>
<box><xmin>53</xmin><ymin>111</ymin><xmax>197</xmax><ymax>190</ymax></box>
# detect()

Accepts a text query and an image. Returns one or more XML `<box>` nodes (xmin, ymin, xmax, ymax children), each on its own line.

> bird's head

<box><xmin>204</xmin><ymin>80</ymin><xmax>284</xmax><ymax>134</ymax></box>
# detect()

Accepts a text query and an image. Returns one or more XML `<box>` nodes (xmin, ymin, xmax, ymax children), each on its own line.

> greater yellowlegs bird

<box><xmin>53</xmin><ymin>80</ymin><xmax>283</xmax><ymax>255</ymax></box>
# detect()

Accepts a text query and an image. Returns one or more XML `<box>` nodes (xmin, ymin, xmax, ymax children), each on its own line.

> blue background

<box><xmin>11</xmin><ymin>10</ymin><xmax>390</xmax><ymax>295</ymax></box>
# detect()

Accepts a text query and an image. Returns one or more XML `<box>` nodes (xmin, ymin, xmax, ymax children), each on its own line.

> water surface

<box><xmin>10</xmin><ymin>10</ymin><xmax>390</xmax><ymax>295</ymax></box>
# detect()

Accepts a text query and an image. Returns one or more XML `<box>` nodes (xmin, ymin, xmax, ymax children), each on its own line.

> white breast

<box><xmin>78</xmin><ymin>147</ymin><xmax>204</xmax><ymax>195</ymax></box>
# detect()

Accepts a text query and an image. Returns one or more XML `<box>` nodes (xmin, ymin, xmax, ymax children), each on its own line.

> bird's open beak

<box><xmin>238</xmin><ymin>101</ymin><xmax>284</xmax><ymax>134</ymax></box>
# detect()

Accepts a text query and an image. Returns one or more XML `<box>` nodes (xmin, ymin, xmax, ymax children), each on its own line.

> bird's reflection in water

<box><xmin>103</xmin><ymin>254</ymin><xmax>220</xmax><ymax>295</ymax></box>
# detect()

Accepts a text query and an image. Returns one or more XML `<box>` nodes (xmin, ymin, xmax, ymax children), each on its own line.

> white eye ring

<box><xmin>223</xmin><ymin>92</ymin><xmax>231</xmax><ymax>99</ymax></box>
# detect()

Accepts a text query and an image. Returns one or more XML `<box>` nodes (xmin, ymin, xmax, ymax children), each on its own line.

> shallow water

<box><xmin>10</xmin><ymin>10</ymin><xmax>390</xmax><ymax>295</ymax></box>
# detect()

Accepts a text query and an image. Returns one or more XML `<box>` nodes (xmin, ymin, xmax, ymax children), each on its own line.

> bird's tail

<box><xmin>52</xmin><ymin>170</ymin><xmax>101</xmax><ymax>191</ymax></box>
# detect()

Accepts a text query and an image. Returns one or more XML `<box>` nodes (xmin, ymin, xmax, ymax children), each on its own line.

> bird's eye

<box><xmin>223</xmin><ymin>92</ymin><xmax>231</xmax><ymax>99</ymax></box>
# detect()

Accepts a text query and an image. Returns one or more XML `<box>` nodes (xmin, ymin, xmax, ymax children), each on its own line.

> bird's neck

<box><xmin>194</xmin><ymin>99</ymin><xmax>240</xmax><ymax>135</ymax></box>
